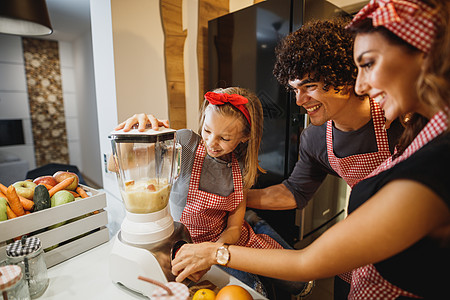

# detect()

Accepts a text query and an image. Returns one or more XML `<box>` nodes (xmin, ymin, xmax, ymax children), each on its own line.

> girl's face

<box><xmin>354</xmin><ymin>32</ymin><xmax>426</xmax><ymax>121</ymax></box>
<box><xmin>201</xmin><ymin>108</ymin><xmax>248</xmax><ymax>159</ymax></box>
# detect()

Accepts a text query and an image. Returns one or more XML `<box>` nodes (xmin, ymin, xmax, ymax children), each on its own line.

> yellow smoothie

<box><xmin>121</xmin><ymin>179</ymin><xmax>171</xmax><ymax>213</ymax></box>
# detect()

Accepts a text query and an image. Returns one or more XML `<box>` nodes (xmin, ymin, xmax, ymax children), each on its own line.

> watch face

<box><xmin>216</xmin><ymin>246</ymin><xmax>230</xmax><ymax>265</ymax></box>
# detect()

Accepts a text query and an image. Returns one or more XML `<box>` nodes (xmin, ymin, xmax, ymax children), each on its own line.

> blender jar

<box><xmin>109</xmin><ymin>128</ymin><xmax>181</xmax><ymax>214</ymax></box>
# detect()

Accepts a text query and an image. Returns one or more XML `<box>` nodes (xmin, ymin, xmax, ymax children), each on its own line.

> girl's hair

<box><xmin>348</xmin><ymin>0</ymin><xmax>449</xmax><ymax>156</ymax></box>
<box><xmin>198</xmin><ymin>87</ymin><xmax>265</xmax><ymax>189</ymax></box>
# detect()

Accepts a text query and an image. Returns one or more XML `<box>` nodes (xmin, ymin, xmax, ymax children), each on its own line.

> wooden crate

<box><xmin>0</xmin><ymin>185</ymin><xmax>109</xmax><ymax>267</ymax></box>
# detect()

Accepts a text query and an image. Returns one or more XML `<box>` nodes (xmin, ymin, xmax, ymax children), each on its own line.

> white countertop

<box><xmin>40</xmin><ymin>239</ymin><xmax>267</xmax><ymax>299</ymax></box>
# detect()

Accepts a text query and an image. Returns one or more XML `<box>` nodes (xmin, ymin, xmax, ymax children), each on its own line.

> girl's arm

<box><xmin>173</xmin><ymin>179</ymin><xmax>450</xmax><ymax>282</ymax></box>
<box><xmin>114</xmin><ymin>113</ymin><xmax>170</xmax><ymax>132</ymax></box>
<box><xmin>216</xmin><ymin>191</ymin><xmax>247</xmax><ymax>244</ymax></box>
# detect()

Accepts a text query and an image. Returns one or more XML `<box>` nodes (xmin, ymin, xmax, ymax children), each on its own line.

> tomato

<box><xmin>193</xmin><ymin>288</ymin><xmax>216</xmax><ymax>300</ymax></box>
<box><xmin>216</xmin><ymin>285</ymin><xmax>253</xmax><ymax>300</ymax></box>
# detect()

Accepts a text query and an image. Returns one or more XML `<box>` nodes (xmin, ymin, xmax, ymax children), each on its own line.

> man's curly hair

<box><xmin>273</xmin><ymin>17</ymin><xmax>357</xmax><ymax>93</ymax></box>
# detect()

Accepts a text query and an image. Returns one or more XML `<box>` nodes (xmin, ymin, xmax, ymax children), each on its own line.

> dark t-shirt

<box><xmin>283</xmin><ymin>119</ymin><xmax>404</xmax><ymax>208</ymax></box>
<box><xmin>348</xmin><ymin>132</ymin><xmax>450</xmax><ymax>299</ymax></box>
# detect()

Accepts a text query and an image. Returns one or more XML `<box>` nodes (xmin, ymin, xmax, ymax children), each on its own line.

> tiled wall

<box><xmin>22</xmin><ymin>38</ymin><xmax>69</xmax><ymax>166</ymax></box>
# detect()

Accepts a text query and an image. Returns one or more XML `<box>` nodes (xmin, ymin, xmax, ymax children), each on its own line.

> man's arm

<box><xmin>247</xmin><ymin>183</ymin><xmax>297</xmax><ymax>210</ymax></box>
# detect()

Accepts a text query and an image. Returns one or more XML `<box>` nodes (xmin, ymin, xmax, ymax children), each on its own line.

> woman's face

<box><xmin>201</xmin><ymin>108</ymin><xmax>248</xmax><ymax>160</ymax></box>
<box><xmin>354</xmin><ymin>32</ymin><xmax>425</xmax><ymax>121</ymax></box>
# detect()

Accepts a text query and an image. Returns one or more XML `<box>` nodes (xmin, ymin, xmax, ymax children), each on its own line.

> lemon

<box><xmin>193</xmin><ymin>288</ymin><xmax>216</xmax><ymax>300</ymax></box>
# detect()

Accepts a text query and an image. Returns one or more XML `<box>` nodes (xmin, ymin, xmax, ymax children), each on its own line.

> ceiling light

<box><xmin>0</xmin><ymin>0</ymin><xmax>52</xmax><ymax>36</ymax></box>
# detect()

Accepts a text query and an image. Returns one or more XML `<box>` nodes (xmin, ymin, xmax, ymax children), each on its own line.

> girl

<box><xmin>115</xmin><ymin>87</ymin><xmax>309</xmax><ymax>297</ymax></box>
<box><xmin>171</xmin><ymin>1</ymin><xmax>450</xmax><ymax>299</ymax></box>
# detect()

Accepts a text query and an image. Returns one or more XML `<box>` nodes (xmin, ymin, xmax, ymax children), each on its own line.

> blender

<box><xmin>108</xmin><ymin>127</ymin><xmax>191</xmax><ymax>297</ymax></box>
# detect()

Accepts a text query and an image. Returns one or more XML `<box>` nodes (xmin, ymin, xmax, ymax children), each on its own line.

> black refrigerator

<box><xmin>208</xmin><ymin>0</ymin><xmax>349</xmax><ymax>247</ymax></box>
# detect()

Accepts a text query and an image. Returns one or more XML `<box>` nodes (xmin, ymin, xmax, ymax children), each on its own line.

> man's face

<box><xmin>288</xmin><ymin>78</ymin><xmax>352</xmax><ymax>126</ymax></box>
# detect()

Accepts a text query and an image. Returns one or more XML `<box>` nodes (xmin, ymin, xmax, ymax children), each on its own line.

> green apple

<box><xmin>50</xmin><ymin>190</ymin><xmax>75</xmax><ymax>207</ymax></box>
<box><xmin>12</xmin><ymin>181</ymin><xmax>37</xmax><ymax>200</ymax></box>
<box><xmin>0</xmin><ymin>197</ymin><xmax>7</xmax><ymax>221</ymax></box>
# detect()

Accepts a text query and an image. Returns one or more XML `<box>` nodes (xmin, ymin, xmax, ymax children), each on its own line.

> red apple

<box><xmin>53</xmin><ymin>171</ymin><xmax>79</xmax><ymax>191</ymax></box>
<box><xmin>33</xmin><ymin>175</ymin><xmax>58</xmax><ymax>187</ymax></box>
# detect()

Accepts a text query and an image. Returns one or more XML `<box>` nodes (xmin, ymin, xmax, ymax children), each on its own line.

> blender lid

<box><xmin>109</xmin><ymin>127</ymin><xmax>176</xmax><ymax>143</ymax></box>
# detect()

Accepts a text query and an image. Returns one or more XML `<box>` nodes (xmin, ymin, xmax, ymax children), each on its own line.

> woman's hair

<box><xmin>198</xmin><ymin>87</ymin><xmax>264</xmax><ymax>189</ymax></box>
<box><xmin>417</xmin><ymin>0</ymin><xmax>450</xmax><ymax>126</ymax></box>
<box><xmin>273</xmin><ymin>17</ymin><xmax>357</xmax><ymax>93</ymax></box>
<box><xmin>348</xmin><ymin>0</ymin><xmax>449</xmax><ymax>156</ymax></box>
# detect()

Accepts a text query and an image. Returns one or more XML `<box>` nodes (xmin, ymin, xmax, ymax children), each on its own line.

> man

<box><xmin>246</xmin><ymin>18</ymin><xmax>404</xmax><ymax>299</ymax></box>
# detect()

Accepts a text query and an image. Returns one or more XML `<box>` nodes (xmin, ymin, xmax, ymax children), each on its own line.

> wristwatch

<box><xmin>215</xmin><ymin>243</ymin><xmax>230</xmax><ymax>266</ymax></box>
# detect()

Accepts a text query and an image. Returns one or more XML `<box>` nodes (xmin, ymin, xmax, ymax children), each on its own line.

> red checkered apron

<box><xmin>327</xmin><ymin>99</ymin><xmax>392</xmax><ymax>284</ymax></box>
<box><xmin>348</xmin><ymin>110</ymin><xmax>448</xmax><ymax>299</ymax></box>
<box><xmin>327</xmin><ymin>99</ymin><xmax>392</xmax><ymax>189</ymax></box>
<box><xmin>180</xmin><ymin>143</ymin><xmax>283</xmax><ymax>249</ymax></box>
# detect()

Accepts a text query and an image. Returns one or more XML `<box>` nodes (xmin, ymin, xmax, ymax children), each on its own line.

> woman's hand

<box><xmin>171</xmin><ymin>242</ymin><xmax>219</xmax><ymax>282</ymax></box>
<box><xmin>115</xmin><ymin>113</ymin><xmax>170</xmax><ymax>132</ymax></box>
<box><xmin>187</xmin><ymin>269</ymin><xmax>210</xmax><ymax>283</ymax></box>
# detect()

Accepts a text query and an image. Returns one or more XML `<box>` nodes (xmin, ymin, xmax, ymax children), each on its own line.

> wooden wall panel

<box><xmin>197</xmin><ymin>0</ymin><xmax>229</xmax><ymax>102</ymax></box>
<box><xmin>161</xmin><ymin>0</ymin><xmax>187</xmax><ymax>129</ymax></box>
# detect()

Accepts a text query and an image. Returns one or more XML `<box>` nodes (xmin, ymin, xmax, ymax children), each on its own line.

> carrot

<box><xmin>1</xmin><ymin>183</ymin><xmax>34</xmax><ymax>207</ymax></box>
<box><xmin>0</xmin><ymin>183</ymin><xmax>8</xmax><ymax>195</ymax></box>
<box><xmin>6</xmin><ymin>186</ymin><xmax>25</xmax><ymax>216</ymax></box>
<box><xmin>20</xmin><ymin>197</ymin><xmax>34</xmax><ymax>211</ymax></box>
<box><xmin>66</xmin><ymin>190</ymin><xmax>80</xmax><ymax>198</ymax></box>
<box><xmin>6</xmin><ymin>205</ymin><xmax>17</xmax><ymax>219</ymax></box>
<box><xmin>38</xmin><ymin>183</ymin><xmax>54</xmax><ymax>190</ymax></box>
<box><xmin>48</xmin><ymin>177</ymin><xmax>75</xmax><ymax>197</ymax></box>
<box><xmin>25</xmin><ymin>210</ymin><xmax>31</xmax><ymax>215</ymax></box>
<box><xmin>76</xmin><ymin>186</ymin><xmax>89</xmax><ymax>198</ymax></box>
<box><xmin>0</xmin><ymin>190</ymin><xmax>6</xmax><ymax>198</ymax></box>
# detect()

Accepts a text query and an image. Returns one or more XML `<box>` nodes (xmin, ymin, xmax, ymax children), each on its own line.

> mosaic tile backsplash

<box><xmin>22</xmin><ymin>38</ymin><xmax>69</xmax><ymax>167</ymax></box>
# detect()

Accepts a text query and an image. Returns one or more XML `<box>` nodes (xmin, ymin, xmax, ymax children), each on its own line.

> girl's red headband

<box><xmin>347</xmin><ymin>0</ymin><xmax>440</xmax><ymax>53</ymax></box>
<box><xmin>204</xmin><ymin>92</ymin><xmax>252</xmax><ymax>126</ymax></box>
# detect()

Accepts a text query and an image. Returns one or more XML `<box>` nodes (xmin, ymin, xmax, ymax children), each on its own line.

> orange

<box><xmin>193</xmin><ymin>288</ymin><xmax>216</xmax><ymax>300</ymax></box>
<box><xmin>216</xmin><ymin>285</ymin><xmax>253</xmax><ymax>300</ymax></box>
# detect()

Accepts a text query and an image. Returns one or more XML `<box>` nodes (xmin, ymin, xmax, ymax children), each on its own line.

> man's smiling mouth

<box><xmin>305</xmin><ymin>104</ymin><xmax>321</xmax><ymax>112</ymax></box>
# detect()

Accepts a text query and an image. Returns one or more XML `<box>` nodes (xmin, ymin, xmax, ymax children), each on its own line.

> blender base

<box><xmin>110</xmin><ymin>221</ymin><xmax>191</xmax><ymax>297</ymax></box>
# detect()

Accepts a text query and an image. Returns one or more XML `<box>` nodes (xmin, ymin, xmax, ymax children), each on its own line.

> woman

<box><xmin>171</xmin><ymin>1</ymin><xmax>450</xmax><ymax>298</ymax></box>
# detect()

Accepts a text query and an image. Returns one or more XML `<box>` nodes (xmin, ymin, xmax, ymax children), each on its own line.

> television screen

<box><xmin>0</xmin><ymin>119</ymin><xmax>25</xmax><ymax>146</ymax></box>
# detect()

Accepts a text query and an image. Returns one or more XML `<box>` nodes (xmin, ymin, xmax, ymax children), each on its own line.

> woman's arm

<box><xmin>216</xmin><ymin>193</ymin><xmax>247</xmax><ymax>244</ymax></box>
<box><xmin>172</xmin><ymin>179</ymin><xmax>450</xmax><ymax>282</ymax></box>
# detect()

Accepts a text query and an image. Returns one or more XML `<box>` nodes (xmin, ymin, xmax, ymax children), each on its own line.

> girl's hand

<box><xmin>115</xmin><ymin>113</ymin><xmax>170</xmax><ymax>132</ymax></box>
<box><xmin>171</xmin><ymin>242</ymin><xmax>218</xmax><ymax>282</ymax></box>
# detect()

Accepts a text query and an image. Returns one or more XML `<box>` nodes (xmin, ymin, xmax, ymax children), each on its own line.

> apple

<box><xmin>0</xmin><ymin>197</ymin><xmax>7</xmax><ymax>221</ymax></box>
<box><xmin>12</xmin><ymin>181</ymin><xmax>37</xmax><ymax>200</ymax></box>
<box><xmin>53</xmin><ymin>171</ymin><xmax>79</xmax><ymax>191</ymax></box>
<box><xmin>50</xmin><ymin>190</ymin><xmax>75</xmax><ymax>207</ymax></box>
<box><xmin>33</xmin><ymin>175</ymin><xmax>58</xmax><ymax>187</ymax></box>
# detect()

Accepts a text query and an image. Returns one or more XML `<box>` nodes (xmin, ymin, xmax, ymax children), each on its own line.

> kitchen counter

<box><xmin>40</xmin><ymin>239</ymin><xmax>267</xmax><ymax>299</ymax></box>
